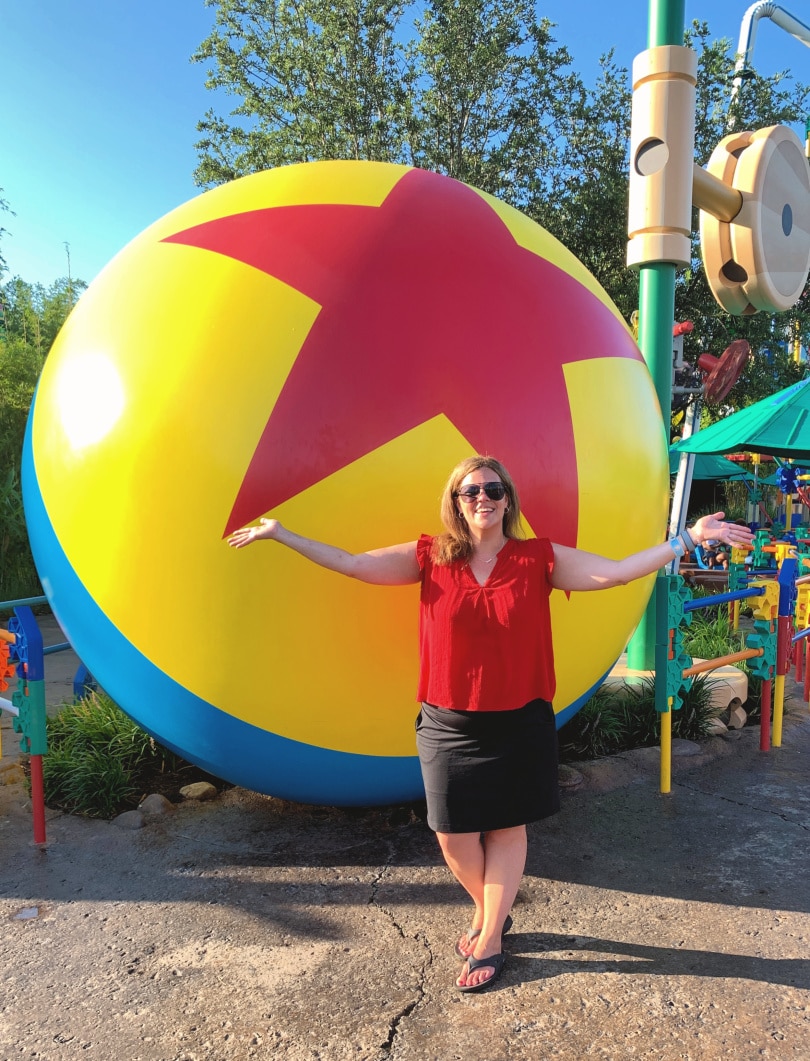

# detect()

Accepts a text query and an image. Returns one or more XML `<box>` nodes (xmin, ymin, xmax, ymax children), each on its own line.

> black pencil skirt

<box><xmin>415</xmin><ymin>698</ymin><xmax>560</xmax><ymax>834</ymax></box>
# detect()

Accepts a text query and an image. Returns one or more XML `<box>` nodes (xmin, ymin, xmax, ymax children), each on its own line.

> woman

<box><xmin>228</xmin><ymin>455</ymin><xmax>753</xmax><ymax>993</ymax></box>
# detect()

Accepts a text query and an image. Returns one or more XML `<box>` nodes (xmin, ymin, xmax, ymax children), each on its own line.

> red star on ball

<box><xmin>164</xmin><ymin>168</ymin><xmax>643</xmax><ymax>544</ymax></box>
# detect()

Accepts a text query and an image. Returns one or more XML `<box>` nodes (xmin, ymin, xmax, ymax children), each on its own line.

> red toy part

<box><xmin>0</xmin><ymin>640</ymin><xmax>13</xmax><ymax>693</ymax></box>
<box><xmin>698</xmin><ymin>339</ymin><xmax>750</xmax><ymax>402</ymax></box>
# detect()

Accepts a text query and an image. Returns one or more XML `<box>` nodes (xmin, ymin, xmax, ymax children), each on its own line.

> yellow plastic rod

<box><xmin>660</xmin><ymin>703</ymin><xmax>672</xmax><ymax>794</ymax></box>
<box><xmin>773</xmin><ymin>673</ymin><xmax>785</xmax><ymax>747</ymax></box>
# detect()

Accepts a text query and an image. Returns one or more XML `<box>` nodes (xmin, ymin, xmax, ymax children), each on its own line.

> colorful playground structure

<box><xmin>0</xmin><ymin>604</ymin><xmax>47</xmax><ymax>844</ymax></box>
<box><xmin>607</xmin><ymin>518</ymin><xmax>810</xmax><ymax>795</ymax></box>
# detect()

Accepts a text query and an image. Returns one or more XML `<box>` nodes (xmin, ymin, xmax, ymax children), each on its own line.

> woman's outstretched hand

<box><xmin>227</xmin><ymin>517</ymin><xmax>282</xmax><ymax>549</ymax></box>
<box><xmin>690</xmin><ymin>512</ymin><xmax>754</xmax><ymax>549</ymax></box>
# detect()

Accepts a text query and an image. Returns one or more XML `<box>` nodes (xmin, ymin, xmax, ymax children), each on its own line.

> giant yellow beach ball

<box><xmin>24</xmin><ymin>161</ymin><xmax>668</xmax><ymax>805</ymax></box>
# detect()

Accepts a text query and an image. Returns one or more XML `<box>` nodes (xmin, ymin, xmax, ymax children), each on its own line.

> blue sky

<box><xmin>2</xmin><ymin>1</ymin><xmax>807</xmax><ymax>288</ymax></box>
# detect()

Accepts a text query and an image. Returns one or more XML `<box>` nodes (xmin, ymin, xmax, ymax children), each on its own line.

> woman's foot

<box><xmin>453</xmin><ymin>914</ymin><xmax>513</xmax><ymax>960</ymax></box>
<box><xmin>457</xmin><ymin>952</ymin><xmax>506</xmax><ymax>992</ymax></box>
<box><xmin>454</xmin><ymin>925</ymin><xmax>482</xmax><ymax>960</ymax></box>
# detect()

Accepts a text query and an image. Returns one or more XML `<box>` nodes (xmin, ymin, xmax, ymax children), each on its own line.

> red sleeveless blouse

<box><xmin>415</xmin><ymin>534</ymin><xmax>556</xmax><ymax>712</ymax></box>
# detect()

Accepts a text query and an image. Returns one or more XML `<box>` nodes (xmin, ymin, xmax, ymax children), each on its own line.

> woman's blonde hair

<box><xmin>433</xmin><ymin>455</ymin><xmax>524</xmax><ymax>565</ymax></box>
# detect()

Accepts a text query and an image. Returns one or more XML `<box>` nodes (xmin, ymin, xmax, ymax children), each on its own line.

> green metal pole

<box><xmin>648</xmin><ymin>0</ymin><xmax>685</xmax><ymax>45</ymax></box>
<box><xmin>626</xmin><ymin>0</ymin><xmax>685</xmax><ymax>672</ymax></box>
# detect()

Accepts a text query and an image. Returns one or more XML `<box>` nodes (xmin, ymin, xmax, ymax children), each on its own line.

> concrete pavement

<box><xmin>1</xmin><ymin>614</ymin><xmax>809</xmax><ymax>1060</ymax></box>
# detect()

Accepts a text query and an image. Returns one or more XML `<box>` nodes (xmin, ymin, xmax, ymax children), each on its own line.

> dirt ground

<box><xmin>1</xmin><ymin>619</ymin><xmax>809</xmax><ymax>1060</ymax></box>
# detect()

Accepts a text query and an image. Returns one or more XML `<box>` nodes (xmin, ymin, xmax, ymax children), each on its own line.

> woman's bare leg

<box><xmin>437</xmin><ymin>825</ymin><xmax>527</xmax><ymax>988</ymax></box>
<box><xmin>436</xmin><ymin>830</ymin><xmax>486</xmax><ymax>941</ymax></box>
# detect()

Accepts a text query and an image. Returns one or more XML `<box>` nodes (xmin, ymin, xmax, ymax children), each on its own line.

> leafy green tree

<box><xmin>402</xmin><ymin>0</ymin><xmax>579</xmax><ymax>205</ymax></box>
<box><xmin>536</xmin><ymin>53</ymin><xmax>637</xmax><ymax>321</ymax></box>
<box><xmin>193</xmin><ymin>0</ymin><xmax>411</xmax><ymax>183</ymax></box>
<box><xmin>0</xmin><ymin>332</ymin><xmax>42</xmax><ymax>599</ymax></box>
<box><xmin>0</xmin><ymin>273</ymin><xmax>85</xmax><ymax>600</ymax></box>
<box><xmin>192</xmin><ymin>0</ymin><xmax>580</xmax><ymax>200</ymax></box>
<box><xmin>0</xmin><ymin>276</ymin><xmax>85</xmax><ymax>361</ymax></box>
<box><xmin>0</xmin><ymin>335</ymin><xmax>42</xmax><ymax>455</ymax></box>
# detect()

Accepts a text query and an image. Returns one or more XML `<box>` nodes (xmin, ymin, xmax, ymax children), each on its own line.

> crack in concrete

<box><xmin>368</xmin><ymin>845</ymin><xmax>432</xmax><ymax>1058</ymax></box>
<box><xmin>379</xmin><ymin>985</ymin><xmax>425</xmax><ymax>1057</ymax></box>
<box><xmin>673</xmin><ymin>779</ymin><xmax>810</xmax><ymax>831</ymax></box>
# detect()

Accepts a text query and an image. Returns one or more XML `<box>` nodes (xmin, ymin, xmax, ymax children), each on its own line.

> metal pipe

<box><xmin>668</xmin><ymin>398</ymin><xmax>700</xmax><ymax>575</ymax></box>
<box><xmin>0</xmin><ymin>596</ymin><xmax>47</xmax><ymax>610</ymax></box>
<box><xmin>0</xmin><ymin>697</ymin><xmax>19</xmax><ymax>716</ymax></box>
<box><xmin>732</xmin><ymin>3</ymin><xmax>810</xmax><ymax>105</ymax></box>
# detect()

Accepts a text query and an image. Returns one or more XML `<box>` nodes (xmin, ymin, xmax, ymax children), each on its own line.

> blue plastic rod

<box><xmin>683</xmin><ymin>586</ymin><xmax>767</xmax><ymax>612</ymax></box>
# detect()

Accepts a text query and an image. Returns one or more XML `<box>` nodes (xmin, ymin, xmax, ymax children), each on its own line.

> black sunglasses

<box><xmin>455</xmin><ymin>482</ymin><xmax>507</xmax><ymax>502</ymax></box>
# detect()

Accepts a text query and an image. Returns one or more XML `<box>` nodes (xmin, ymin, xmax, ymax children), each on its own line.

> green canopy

<box><xmin>671</xmin><ymin>378</ymin><xmax>810</xmax><ymax>459</ymax></box>
<box><xmin>669</xmin><ymin>450</ymin><xmax>754</xmax><ymax>481</ymax></box>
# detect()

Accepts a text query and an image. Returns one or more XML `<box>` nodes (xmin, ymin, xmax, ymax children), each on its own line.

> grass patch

<box><xmin>682</xmin><ymin>609</ymin><xmax>746</xmax><ymax>660</ymax></box>
<box><xmin>43</xmin><ymin>692</ymin><xmax>222</xmax><ymax>818</ymax></box>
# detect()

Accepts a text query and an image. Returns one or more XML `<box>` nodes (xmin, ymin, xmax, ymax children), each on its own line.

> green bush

<box><xmin>559</xmin><ymin>674</ymin><xmax>718</xmax><ymax>762</ymax></box>
<box><xmin>557</xmin><ymin>685</ymin><xmax>627</xmax><ymax>761</ymax></box>
<box><xmin>43</xmin><ymin>692</ymin><xmax>184</xmax><ymax>818</ymax></box>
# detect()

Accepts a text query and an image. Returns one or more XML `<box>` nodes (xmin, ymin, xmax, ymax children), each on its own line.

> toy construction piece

<box><xmin>698</xmin><ymin>125</ymin><xmax>810</xmax><ymax>315</ymax></box>
<box><xmin>697</xmin><ymin>339</ymin><xmax>750</xmax><ymax>402</ymax></box>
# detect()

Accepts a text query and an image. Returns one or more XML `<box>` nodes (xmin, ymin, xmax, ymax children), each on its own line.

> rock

<box><xmin>138</xmin><ymin>793</ymin><xmax>175</xmax><ymax>815</ymax></box>
<box><xmin>557</xmin><ymin>765</ymin><xmax>584</xmax><ymax>789</ymax></box>
<box><xmin>0</xmin><ymin>762</ymin><xmax>25</xmax><ymax>785</ymax></box>
<box><xmin>707</xmin><ymin>718</ymin><xmax>729</xmax><ymax>736</ymax></box>
<box><xmin>179</xmin><ymin>781</ymin><xmax>218</xmax><ymax>802</ymax></box>
<box><xmin>671</xmin><ymin>739</ymin><xmax>703</xmax><ymax>757</ymax></box>
<box><xmin>113</xmin><ymin>810</ymin><xmax>144</xmax><ymax>830</ymax></box>
<box><xmin>727</xmin><ymin>704</ymin><xmax>748</xmax><ymax>729</ymax></box>
<box><xmin>13</xmin><ymin>906</ymin><xmax>40</xmax><ymax>920</ymax></box>
<box><xmin>626</xmin><ymin>746</ymin><xmax>660</xmax><ymax>770</ymax></box>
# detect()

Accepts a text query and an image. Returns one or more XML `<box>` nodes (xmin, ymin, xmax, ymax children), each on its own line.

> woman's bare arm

<box><xmin>228</xmin><ymin>518</ymin><xmax>420</xmax><ymax>586</ymax></box>
<box><xmin>550</xmin><ymin>512</ymin><xmax>754</xmax><ymax>593</ymax></box>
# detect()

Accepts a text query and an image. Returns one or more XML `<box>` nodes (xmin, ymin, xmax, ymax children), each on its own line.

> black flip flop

<box><xmin>457</xmin><ymin>952</ymin><xmax>506</xmax><ymax>993</ymax></box>
<box><xmin>453</xmin><ymin>914</ymin><xmax>513</xmax><ymax>959</ymax></box>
